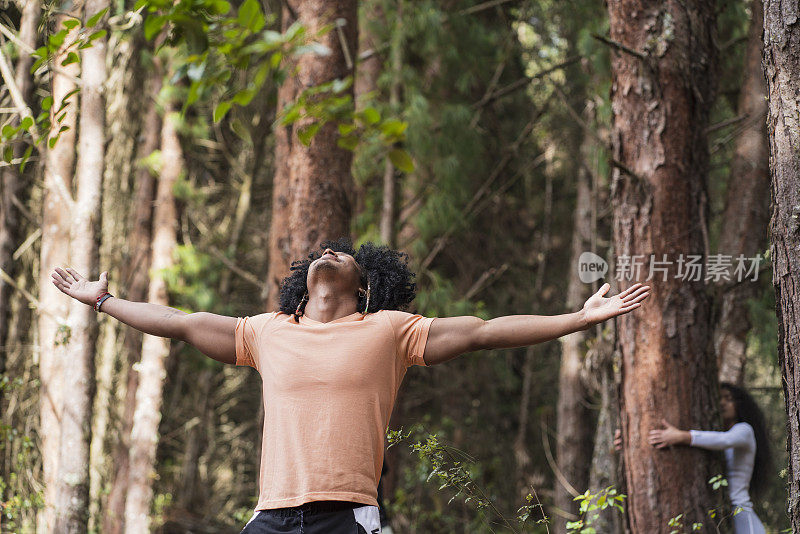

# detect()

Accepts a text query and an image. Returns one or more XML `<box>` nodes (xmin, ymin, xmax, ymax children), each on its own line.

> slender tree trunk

<box><xmin>0</xmin><ymin>0</ymin><xmax>39</xmax><ymax>376</ymax></box>
<box><xmin>714</xmin><ymin>0</ymin><xmax>769</xmax><ymax>385</ymax></box>
<box><xmin>54</xmin><ymin>2</ymin><xmax>108</xmax><ymax>531</ymax></box>
<box><xmin>90</xmin><ymin>26</ymin><xmax>148</xmax><ymax>533</ymax></box>
<box><xmin>607</xmin><ymin>1</ymin><xmax>723</xmax><ymax>531</ymax></box>
<box><xmin>177</xmin><ymin>369</ymin><xmax>214</xmax><ymax>509</ymax></box>
<box><xmin>586</xmin><ymin>335</ymin><xmax>622</xmax><ymax>534</ymax></box>
<box><xmin>380</xmin><ymin>0</ymin><xmax>402</xmax><ymax>247</ymax></box>
<box><xmin>123</xmin><ymin>104</ymin><xmax>182</xmax><ymax>534</ymax></box>
<box><xmin>37</xmin><ymin>6</ymin><xmax>82</xmax><ymax>531</ymax></box>
<box><xmin>763</xmin><ymin>0</ymin><xmax>800</xmax><ymax>528</ymax></box>
<box><xmin>266</xmin><ymin>0</ymin><xmax>358</xmax><ymax>310</ymax></box>
<box><xmin>103</xmin><ymin>58</ymin><xmax>162</xmax><ymax>534</ymax></box>
<box><xmin>554</xmin><ymin>166</ymin><xmax>593</xmax><ymax>531</ymax></box>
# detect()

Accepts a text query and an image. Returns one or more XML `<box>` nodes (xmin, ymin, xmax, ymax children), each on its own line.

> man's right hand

<box><xmin>52</xmin><ymin>267</ymin><xmax>108</xmax><ymax>307</ymax></box>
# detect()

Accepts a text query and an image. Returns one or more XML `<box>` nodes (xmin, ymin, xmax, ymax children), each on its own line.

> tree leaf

<box><xmin>362</xmin><ymin>107</ymin><xmax>380</xmax><ymax>124</ymax></box>
<box><xmin>238</xmin><ymin>0</ymin><xmax>263</xmax><ymax>32</ymax></box>
<box><xmin>61</xmin><ymin>51</ymin><xmax>80</xmax><ymax>66</ymax></box>
<box><xmin>213</xmin><ymin>101</ymin><xmax>232</xmax><ymax>123</ymax></box>
<box><xmin>86</xmin><ymin>7</ymin><xmax>108</xmax><ymax>28</ymax></box>
<box><xmin>20</xmin><ymin>145</ymin><xmax>33</xmax><ymax>173</ymax></box>
<box><xmin>144</xmin><ymin>15</ymin><xmax>166</xmax><ymax>41</ymax></box>
<box><xmin>88</xmin><ymin>29</ymin><xmax>107</xmax><ymax>42</ymax></box>
<box><xmin>62</xmin><ymin>19</ymin><xmax>80</xmax><ymax>30</ymax></box>
<box><xmin>297</xmin><ymin>123</ymin><xmax>320</xmax><ymax>146</ymax></box>
<box><xmin>388</xmin><ymin>148</ymin><xmax>414</xmax><ymax>172</ymax></box>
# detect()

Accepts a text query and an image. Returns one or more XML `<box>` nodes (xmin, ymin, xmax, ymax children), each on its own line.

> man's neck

<box><xmin>303</xmin><ymin>286</ymin><xmax>359</xmax><ymax>323</ymax></box>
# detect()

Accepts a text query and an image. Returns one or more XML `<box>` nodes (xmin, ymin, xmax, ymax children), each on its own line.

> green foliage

<box><xmin>0</xmin><ymin>8</ymin><xmax>107</xmax><ymax>169</ymax></box>
<box><xmin>0</xmin><ymin>375</ymin><xmax>44</xmax><ymax>531</ymax></box>
<box><xmin>566</xmin><ymin>487</ymin><xmax>626</xmax><ymax>534</ymax></box>
<box><xmin>135</xmin><ymin>0</ymin><xmax>413</xmax><ymax>171</ymax></box>
<box><xmin>388</xmin><ymin>423</ymin><xmax>554</xmax><ymax>533</ymax></box>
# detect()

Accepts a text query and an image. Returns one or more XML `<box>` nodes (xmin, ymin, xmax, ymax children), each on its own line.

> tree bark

<box><xmin>763</xmin><ymin>0</ymin><xmax>800</xmax><ymax>528</ymax></box>
<box><xmin>607</xmin><ymin>0</ymin><xmax>723</xmax><ymax>531</ymax></box>
<box><xmin>103</xmin><ymin>57</ymin><xmax>162</xmax><ymax>534</ymax></box>
<box><xmin>380</xmin><ymin>0</ymin><xmax>402</xmax><ymax>248</ymax></box>
<box><xmin>0</xmin><ymin>0</ymin><xmax>39</xmax><ymax>378</ymax></box>
<box><xmin>37</xmin><ymin>5</ymin><xmax>82</xmax><ymax>531</ymax></box>
<box><xmin>713</xmin><ymin>0</ymin><xmax>769</xmax><ymax>385</ymax></box>
<box><xmin>54</xmin><ymin>1</ymin><xmax>108</xmax><ymax>531</ymax></box>
<box><xmin>554</xmin><ymin>165</ymin><xmax>593</xmax><ymax>531</ymax></box>
<box><xmin>91</xmin><ymin>25</ymin><xmax>148</xmax><ymax>533</ymax></box>
<box><xmin>123</xmin><ymin>106</ymin><xmax>182</xmax><ymax>534</ymax></box>
<box><xmin>266</xmin><ymin>0</ymin><xmax>358</xmax><ymax>311</ymax></box>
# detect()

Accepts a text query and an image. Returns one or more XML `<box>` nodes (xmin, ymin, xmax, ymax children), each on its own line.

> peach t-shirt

<box><xmin>234</xmin><ymin>309</ymin><xmax>435</xmax><ymax>511</ymax></box>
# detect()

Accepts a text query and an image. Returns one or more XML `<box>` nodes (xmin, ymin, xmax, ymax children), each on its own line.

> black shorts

<box><xmin>240</xmin><ymin>501</ymin><xmax>381</xmax><ymax>534</ymax></box>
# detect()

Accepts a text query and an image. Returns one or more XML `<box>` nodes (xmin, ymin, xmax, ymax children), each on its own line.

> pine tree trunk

<box><xmin>714</xmin><ymin>0</ymin><xmax>769</xmax><ymax>385</ymax></box>
<box><xmin>607</xmin><ymin>0</ymin><xmax>723</xmax><ymax>530</ymax></box>
<box><xmin>0</xmin><ymin>0</ymin><xmax>39</xmax><ymax>376</ymax></box>
<box><xmin>103</xmin><ymin>56</ymin><xmax>162</xmax><ymax>534</ymax></box>
<box><xmin>380</xmin><ymin>1</ymin><xmax>402</xmax><ymax>248</ymax></box>
<box><xmin>555</xmin><ymin>166</ymin><xmax>593</xmax><ymax>531</ymax></box>
<box><xmin>54</xmin><ymin>2</ymin><xmax>108</xmax><ymax>531</ymax></box>
<box><xmin>266</xmin><ymin>0</ymin><xmax>357</xmax><ymax>310</ymax></box>
<box><xmin>37</xmin><ymin>7</ymin><xmax>81</xmax><ymax>532</ymax></box>
<box><xmin>763</xmin><ymin>0</ymin><xmax>800</xmax><ymax>527</ymax></box>
<box><xmin>123</xmin><ymin>105</ymin><xmax>181</xmax><ymax>534</ymax></box>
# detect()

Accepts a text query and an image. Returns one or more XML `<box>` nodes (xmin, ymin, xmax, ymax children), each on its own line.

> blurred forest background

<box><xmin>0</xmin><ymin>0</ymin><xmax>796</xmax><ymax>532</ymax></box>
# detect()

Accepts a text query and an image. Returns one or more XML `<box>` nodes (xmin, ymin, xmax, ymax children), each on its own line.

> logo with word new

<box><xmin>578</xmin><ymin>252</ymin><xmax>609</xmax><ymax>283</ymax></box>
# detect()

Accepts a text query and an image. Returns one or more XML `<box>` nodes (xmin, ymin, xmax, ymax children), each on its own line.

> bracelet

<box><xmin>95</xmin><ymin>292</ymin><xmax>113</xmax><ymax>312</ymax></box>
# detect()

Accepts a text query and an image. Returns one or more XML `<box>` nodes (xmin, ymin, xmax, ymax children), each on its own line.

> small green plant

<box><xmin>665</xmin><ymin>475</ymin><xmax>746</xmax><ymax>533</ymax></box>
<box><xmin>566</xmin><ymin>486</ymin><xmax>626</xmax><ymax>534</ymax></box>
<box><xmin>387</xmin><ymin>424</ymin><xmax>539</xmax><ymax>533</ymax></box>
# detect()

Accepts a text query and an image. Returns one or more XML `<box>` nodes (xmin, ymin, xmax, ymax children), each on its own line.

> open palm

<box><xmin>51</xmin><ymin>267</ymin><xmax>108</xmax><ymax>306</ymax></box>
<box><xmin>582</xmin><ymin>282</ymin><xmax>650</xmax><ymax>326</ymax></box>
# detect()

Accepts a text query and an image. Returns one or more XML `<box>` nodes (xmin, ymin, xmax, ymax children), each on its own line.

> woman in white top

<box><xmin>648</xmin><ymin>383</ymin><xmax>772</xmax><ymax>534</ymax></box>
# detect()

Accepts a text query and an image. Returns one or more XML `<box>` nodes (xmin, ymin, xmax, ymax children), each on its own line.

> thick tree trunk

<box><xmin>103</xmin><ymin>59</ymin><xmax>162</xmax><ymax>534</ymax></box>
<box><xmin>554</xmin><ymin>166</ymin><xmax>593</xmax><ymax>531</ymax></box>
<box><xmin>607</xmin><ymin>1</ymin><xmax>722</xmax><ymax>531</ymax></box>
<box><xmin>0</xmin><ymin>0</ymin><xmax>39</xmax><ymax>375</ymax></box>
<box><xmin>266</xmin><ymin>0</ymin><xmax>358</xmax><ymax>310</ymax></box>
<box><xmin>714</xmin><ymin>0</ymin><xmax>769</xmax><ymax>385</ymax></box>
<box><xmin>37</xmin><ymin>7</ymin><xmax>81</xmax><ymax>532</ymax></box>
<box><xmin>763</xmin><ymin>0</ymin><xmax>800</xmax><ymax>528</ymax></box>
<box><xmin>54</xmin><ymin>2</ymin><xmax>108</xmax><ymax>531</ymax></box>
<box><xmin>123</xmin><ymin>105</ymin><xmax>182</xmax><ymax>534</ymax></box>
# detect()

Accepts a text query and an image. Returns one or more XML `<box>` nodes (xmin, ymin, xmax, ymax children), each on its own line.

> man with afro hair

<box><xmin>51</xmin><ymin>238</ymin><xmax>650</xmax><ymax>533</ymax></box>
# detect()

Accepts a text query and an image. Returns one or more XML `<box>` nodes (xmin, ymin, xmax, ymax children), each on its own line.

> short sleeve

<box><xmin>385</xmin><ymin>310</ymin><xmax>436</xmax><ymax>367</ymax></box>
<box><xmin>235</xmin><ymin>316</ymin><xmax>258</xmax><ymax>369</ymax></box>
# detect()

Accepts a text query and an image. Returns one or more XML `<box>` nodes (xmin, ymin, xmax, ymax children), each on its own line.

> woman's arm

<box><xmin>52</xmin><ymin>267</ymin><xmax>237</xmax><ymax>364</ymax></box>
<box><xmin>648</xmin><ymin>420</ymin><xmax>753</xmax><ymax>450</ymax></box>
<box><xmin>423</xmin><ymin>282</ymin><xmax>650</xmax><ymax>365</ymax></box>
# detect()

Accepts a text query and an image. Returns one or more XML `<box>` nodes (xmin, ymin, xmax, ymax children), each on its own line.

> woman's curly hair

<box><xmin>278</xmin><ymin>237</ymin><xmax>417</xmax><ymax>319</ymax></box>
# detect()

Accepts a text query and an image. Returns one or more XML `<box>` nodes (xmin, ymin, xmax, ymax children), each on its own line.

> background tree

<box><xmin>265</xmin><ymin>0</ymin><xmax>358</xmax><ymax>311</ymax></box>
<box><xmin>607</xmin><ymin>0</ymin><xmax>724</xmax><ymax>530</ymax></box>
<box><xmin>36</xmin><ymin>5</ymin><xmax>82</xmax><ymax>531</ymax></box>
<box><xmin>764</xmin><ymin>0</ymin><xmax>800</xmax><ymax>528</ymax></box>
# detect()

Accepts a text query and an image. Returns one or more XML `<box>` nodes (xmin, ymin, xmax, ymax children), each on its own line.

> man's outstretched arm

<box><xmin>422</xmin><ymin>282</ymin><xmax>650</xmax><ymax>365</ymax></box>
<box><xmin>52</xmin><ymin>267</ymin><xmax>237</xmax><ymax>364</ymax></box>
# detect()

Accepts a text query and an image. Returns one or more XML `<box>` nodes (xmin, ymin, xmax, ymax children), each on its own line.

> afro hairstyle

<box><xmin>278</xmin><ymin>237</ymin><xmax>417</xmax><ymax>319</ymax></box>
